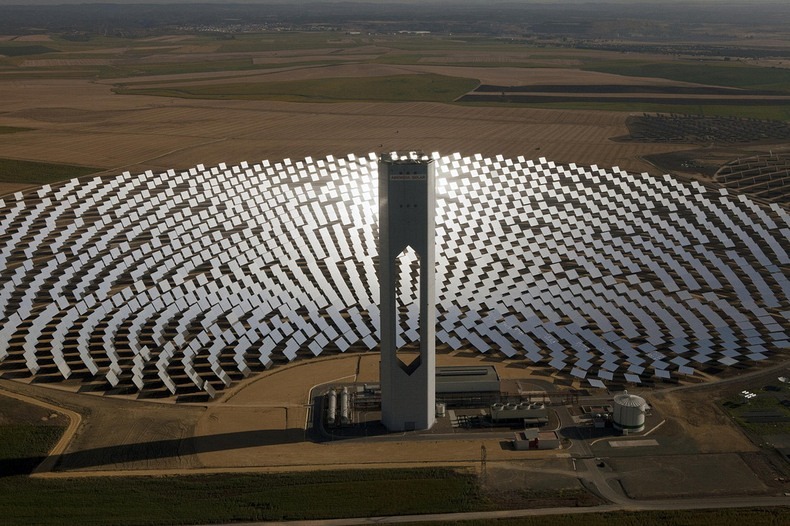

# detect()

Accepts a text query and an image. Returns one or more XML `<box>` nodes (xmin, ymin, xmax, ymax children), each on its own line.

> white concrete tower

<box><xmin>378</xmin><ymin>151</ymin><xmax>436</xmax><ymax>432</ymax></box>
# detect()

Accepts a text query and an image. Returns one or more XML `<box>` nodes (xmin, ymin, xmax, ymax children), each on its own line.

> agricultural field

<box><xmin>722</xmin><ymin>382</ymin><xmax>790</xmax><ymax>437</ymax></box>
<box><xmin>0</xmin><ymin>393</ymin><xmax>65</xmax><ymax>477</ymax></box>
<box><xmin>1</xmin><ymin>30</ymin><xmax>790</xmax><ymax>192</ymax></box>
<box><xmin>0</xmin><ymin>158</ymin><xmax>100</xmax><ymax>185</ymax></box>
<box><xmin>0</xmin><ymin>468</ymin><xmax>487</xmax><ymax>525</ymax></box>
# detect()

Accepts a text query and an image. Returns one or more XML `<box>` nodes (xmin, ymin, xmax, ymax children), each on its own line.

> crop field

<box><xmin>0</xmin><ymin>394</ymin><xmax>65</xmax><ymax>477</ymax></box>
<box><xmin>0</xmin><ymin>71</ymin><xmax>679</xmax><ymax>183</ymax></box>
<box><xmin>0</xmin><ymin>469</ymin><xmax>487</xmax><ymax>525</ymax></box>
<box><xmin>723</xmin><ymin>385</ymin><xmax>790</xmax><ymax>436</ymax></box>
<box><xmin>0</xmin><ymin>158</ymin><xmax>100</xmax><ymax>185</ymax></box>
<box><xmin>583</xmin><ymin>61</ymin><xmax>790</xmax><ymax>93</ymax></box>
<box><xmin>115</xmin><ymin>74</ymin><xmax>479</xmax><ymax>103</ymax></box>
<box><xmin>0</xmin><ymin>126</ymin><xmax>32</xmax><ymax>135</ymax></box>
<box><xmin>1</xmin><ymin>31</ymin><xmax>789</xmax><ymax>190</ymax></box>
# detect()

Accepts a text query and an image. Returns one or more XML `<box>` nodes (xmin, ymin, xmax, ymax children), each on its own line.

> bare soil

<box><xmin>483</xmin><ymin>464</ymin><xmax>605</xmax><ymax>509</ymax></box>
<box><xmin>649</xmin><ymin>390</ymin><xmax>758</xmax><ymax>454</ymax></box>
<box><xmin>611</xmin><ymin>453</ymin><xmax>769</xmax><ymax>499</ymax></box>
<box><xmin>0</xmin><ymin>183</ymin><xmax>35</xmax><ymax>197</ymax></box>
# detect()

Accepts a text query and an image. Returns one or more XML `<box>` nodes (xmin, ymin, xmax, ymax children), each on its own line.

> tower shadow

<box><xmin>0</xmin><ymin>428</ymin><xmax>304</xmax><ymax>477</ymax></box>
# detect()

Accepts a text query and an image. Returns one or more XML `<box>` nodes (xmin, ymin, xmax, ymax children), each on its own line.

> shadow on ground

<box><xmin>0</xmin><ymin>428</ymin><xmax>304</xmax><ymax>476</ymax></box>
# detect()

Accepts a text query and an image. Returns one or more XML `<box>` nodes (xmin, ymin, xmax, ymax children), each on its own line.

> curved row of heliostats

<box><xmin>0</xmin><ymin>152</ymin><xmax>788</xmax><ymax>396</ymax></box>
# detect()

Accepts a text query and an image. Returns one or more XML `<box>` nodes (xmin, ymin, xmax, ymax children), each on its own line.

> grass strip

<box><xmin>0</xmin><ymin>45</ymin><xmax>57</xmax><ymax>57</ymax></box>
<box><xmin>0</xmin><ymin>425</ymin><xmax>65</xmax><ymax>476</ymax></box>
<box><xmin>583</xmin><ymin>61</ymin><xmax>790</xmax><ymax>93</ymax></box>
<box><xmin>0</xmin><ymin>158</ymin><xmax>101</xmax><ymax>185</ymax></box>
<box><xmin>0</xmin><ymin>126</ymin><xmax>34</xmax><ymax>135</ymax></box>
<box><xmin>114</xmin><ymin>73</ymin><xmax>479</xmax><ymax>103</ymax></box>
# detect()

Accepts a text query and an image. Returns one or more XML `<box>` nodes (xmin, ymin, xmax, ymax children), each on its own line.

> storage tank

<box><xmin>339</xmin><ymin>386</ymin><xmax>351</xmax><ymax>425</ymax></box>
<box><xmin>612</xmin><ymin>391</ymin><xmax>646</xmax><ymax>433</ymax></box>
<box><xmin>326</xmin><ymin>388</ymin><xmax>337</xmax><ymax>426</ymax></box>
<box><xmin>435</xmin><ymin>402</ymin><xmax>446</xmax><ymax>418</ymax></box>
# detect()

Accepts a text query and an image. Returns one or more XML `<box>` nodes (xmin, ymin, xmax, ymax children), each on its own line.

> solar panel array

<box><xmin>0</xmin><ymin>153</ymin><xmax>788</xmax><ymax>397</ymax></box>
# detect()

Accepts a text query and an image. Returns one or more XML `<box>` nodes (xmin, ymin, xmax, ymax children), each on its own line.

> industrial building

<box><xmin>435</xmin><ymin>366</ymin><xmax>501</xmax><ymax>407</ymax></box>
<box><xmin>490</xmin><ymin>402</ymin><xmax>549</xmax><ymax>426</ymax></box>
<box><xmin>513</xmin><ymin>429</ymin><xmax>561</xmax><ymax>450</ymax></box>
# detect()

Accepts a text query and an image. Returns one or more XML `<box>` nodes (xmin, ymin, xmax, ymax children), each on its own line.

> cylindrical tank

<box><xmin>326</xmin><ymin>388</ymin><xmax>337</xmax><ymax>426</ymax></box>
<box><xmin>339</xmin><ymin>386</ymin><xmax>350</xmax><ymax>425</ymax></box>
<box><xmin>612</xmin><ymin>390</ymin><xmax>646</xmax><ymax>432</ymax></box>
<box><xmin>435</xmin><ymin>402</ymin><xmax>446</xmax><ymax>418</ymax></box>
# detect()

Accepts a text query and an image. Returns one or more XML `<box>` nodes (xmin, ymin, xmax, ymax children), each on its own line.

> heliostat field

<box><xmin>0</xmin><ymin>153</ymin><xmax>787</xmax><ymax>397</ymax></box>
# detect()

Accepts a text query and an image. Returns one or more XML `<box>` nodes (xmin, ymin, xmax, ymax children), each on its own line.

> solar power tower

<box><xmin>378</xmin><ymin>152</ymin><xmax>437</xmax><ymax>431</ymax></box>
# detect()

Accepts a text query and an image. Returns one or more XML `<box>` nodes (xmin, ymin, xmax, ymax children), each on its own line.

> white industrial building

<box><xmin>612</xmin><ymin>391</ymin><xmax>648</xmax><ymax>433</ymax></box>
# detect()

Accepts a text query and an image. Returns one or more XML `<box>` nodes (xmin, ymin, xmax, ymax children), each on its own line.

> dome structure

<box><xmin>612</xmin><ymin>391</ymin><xmax>647</xmax><ymax>432</ymax></box>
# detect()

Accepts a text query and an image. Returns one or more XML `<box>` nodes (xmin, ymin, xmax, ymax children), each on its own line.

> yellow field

<box><xmin>0</xmin><ymin>71</ymin><xmax>693</xmax><ymax>182</ymax></box>
<box><xmin>0</xmin><ymin>34</ymin><xmax>718</xmax><ymax>186</ymax></box>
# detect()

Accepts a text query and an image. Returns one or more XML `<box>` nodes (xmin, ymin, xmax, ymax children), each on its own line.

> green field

<box><xmin>0</xmin><ymin>126</ymin><xmax>33</xmax><ymax>135</ymax></box>
<box><xmin>97</xmin><ymin>58</ymin><xmax>260</xmax><ymax>79</ymax></box>
<box><xmin>583</xmin><ymin>61</ymin><xmax>790</xmax><ymax>93</ymax></box>
<box><xmin>0</xmin><ymin>469</ymin><xmax>486</xmax><ymax>525</ymax></box>
<box><xmin>115</xmin><ymin>73</ymin><xmax>479</xmax><ymax>103</ymax></box>
<box><xmin>722</xmin><ymin>383</ymin><xmax>790</xmax><ymax>436</ymax></box>
<box><xmin>0</xmin><ymin>425</ymin><xmax>64</xmax><ymax>477</ymax></box>
<box><xmin>0</xmin><ymin>158</ymin><xmax>101</xmax><ymax>185</ymax></box>
<box><xmin>0</xmin><ymin>44</ymin><xmax>57</xmax><ymax>57</ymax></box>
